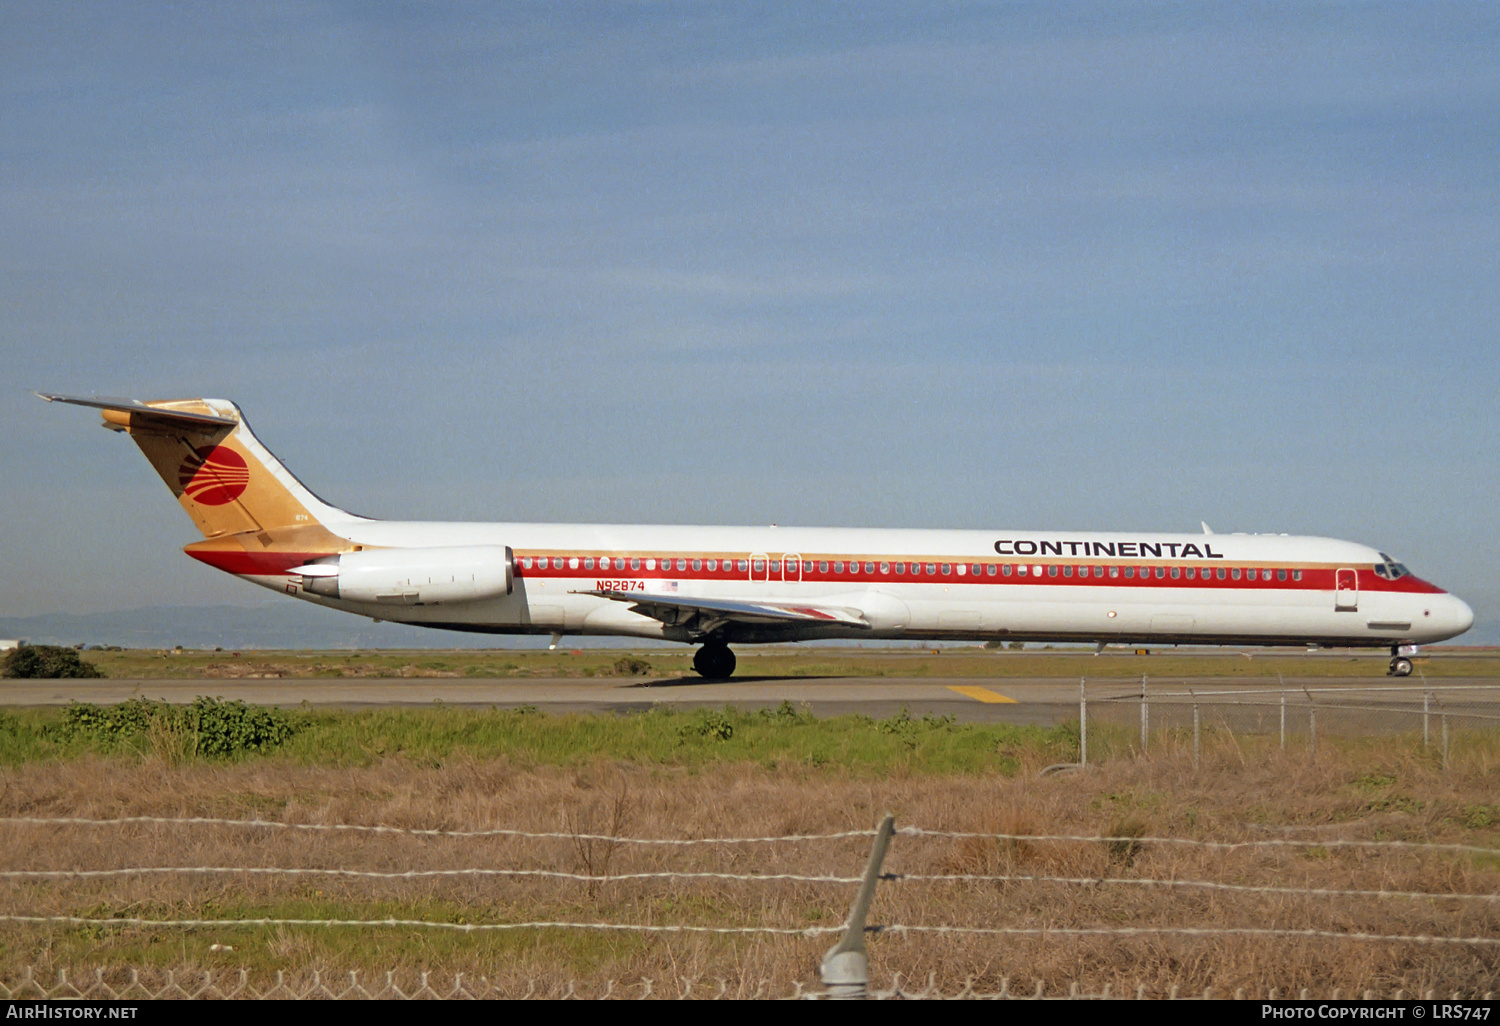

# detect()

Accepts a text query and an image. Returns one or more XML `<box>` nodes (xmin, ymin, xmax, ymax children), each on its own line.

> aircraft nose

<box><xmin>1451</xmin><ymin>595</ymin><xmax>1475</xmax><ymax>635</ymax></box>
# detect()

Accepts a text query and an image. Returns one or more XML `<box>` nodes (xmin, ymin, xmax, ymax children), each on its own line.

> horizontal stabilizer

<box><xmin>35</xmin><ymin>393</ymin><xmax>237</xmax><ymax>430</ymax></box>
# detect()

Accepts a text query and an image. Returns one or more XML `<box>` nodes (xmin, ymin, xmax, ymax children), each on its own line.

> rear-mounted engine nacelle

<box><xmin>294</xmin><ymin>545</ymin><xmax>514</xmax><ymax>605</ymax></box>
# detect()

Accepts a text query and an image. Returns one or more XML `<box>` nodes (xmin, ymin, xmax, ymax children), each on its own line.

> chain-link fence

<box><xmin>1072</xmin><ymin>678</ymin><xmax>1500</xmax><ymax>767</ymax></box>
<box><xmin>0</xmin><ymin>966</ymin><xmax>1489</xmax><ymax>1000</ymax></box>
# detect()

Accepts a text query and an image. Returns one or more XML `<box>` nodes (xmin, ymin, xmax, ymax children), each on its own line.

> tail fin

<box><xmin>40</xmin><ymin>394</ymin><xmax>360</xmax><ymax>570</ymax></box>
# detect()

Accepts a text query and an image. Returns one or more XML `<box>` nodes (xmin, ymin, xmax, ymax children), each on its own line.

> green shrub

<box><xmin>51</xmin><ymin>697</ymin><xmax>296</xmax><ymax>758</ymax></box>
<box><xmin>1</xmin><ymin>645</ymin><xmax>104</xmax><ymax>679</ymax></box>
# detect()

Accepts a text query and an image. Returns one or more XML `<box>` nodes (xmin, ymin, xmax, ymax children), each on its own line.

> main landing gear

<box><xmin>1388</xmin><ymin>644</ymin><xmax>1416</xmax><ymax>677</ymax></box>
<box><xmin>693</xmin><ymin>641</ymin><xmax>736</xmax><ymax>680</ymax></box>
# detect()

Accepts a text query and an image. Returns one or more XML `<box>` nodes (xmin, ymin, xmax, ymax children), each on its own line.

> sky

<box><xmin>2</xmin><ymin>2</ymin><xmax>1497</xmax><ymax>641</ymax></box>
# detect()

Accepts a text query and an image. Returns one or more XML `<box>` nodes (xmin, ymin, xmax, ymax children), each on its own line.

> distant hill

<box><xmin>0</xmin><ymin>604</ymin><xmax>563</xmax><ymax>651</ymax></box>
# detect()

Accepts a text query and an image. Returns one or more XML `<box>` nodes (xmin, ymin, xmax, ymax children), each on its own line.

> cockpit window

<box><xmin>1373</xmin><ymin>552</ymin><xmax>1411</xmax><ymax>580</ymax></box>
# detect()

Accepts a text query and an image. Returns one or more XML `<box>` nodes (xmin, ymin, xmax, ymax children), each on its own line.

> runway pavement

<box><xmin>5</xmin><ymin>675</ymin><xmax>1499</xmax><ymax>727</ymax></box>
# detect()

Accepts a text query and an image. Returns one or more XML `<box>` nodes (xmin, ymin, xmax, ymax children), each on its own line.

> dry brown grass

<box><xmin>0</xmin><ymin>738</ymin><xmax>1497</xmax><ymax>997</ymax></box>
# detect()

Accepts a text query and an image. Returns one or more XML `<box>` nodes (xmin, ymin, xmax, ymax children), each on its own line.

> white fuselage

<box><xmin>240</xmin><ymin>522</ymin><xmax>1474</xmax><ymax>649</ymax></box>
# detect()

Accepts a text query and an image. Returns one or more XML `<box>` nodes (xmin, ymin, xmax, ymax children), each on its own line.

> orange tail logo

<box><xmin>178</xmin><ymin>445</ymin><xmax>250</xmax><ymax>506</ymax></box>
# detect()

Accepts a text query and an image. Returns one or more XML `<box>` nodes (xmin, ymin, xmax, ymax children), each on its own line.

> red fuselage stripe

<box><xmin>190</xmin><ymin>548</ymin><xmax>1446</xmax><ymax>596</ymax></box>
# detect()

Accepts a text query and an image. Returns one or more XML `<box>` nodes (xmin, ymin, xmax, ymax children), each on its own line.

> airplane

<box><xmin>39</xmin><ymin>393</ymin><xmax>1474</xmax><ymax>678</ymax></box>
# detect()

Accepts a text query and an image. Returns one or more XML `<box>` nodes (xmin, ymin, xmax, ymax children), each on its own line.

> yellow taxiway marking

<box><xmin>947</xmin><ymin>685</ymin><xmax>1017</xmax><ymax>704</ymax></box>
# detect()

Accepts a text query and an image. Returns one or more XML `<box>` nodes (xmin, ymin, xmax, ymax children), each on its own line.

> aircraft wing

<box><xmin>578</xmin><ymin>590</ymin><xmax>872</xmax><ymax>634</ymax></box>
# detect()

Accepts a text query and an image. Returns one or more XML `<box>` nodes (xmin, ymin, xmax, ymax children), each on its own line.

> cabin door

<box><xmin>1334</xmin><ymin>568</ymin><xmax>1358</xmax><ymax>611</ymax></box>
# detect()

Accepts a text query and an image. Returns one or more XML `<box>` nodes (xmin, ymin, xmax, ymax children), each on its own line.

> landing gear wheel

<box><xmin>1389</xmin><ymin>657</ymin><xmax>1413</xmax><ymax>677</ymax></box>
<box><xmin>693</xmin><ymin>643</ymin><xmax>736</xmax><ymax>679</ymax></box>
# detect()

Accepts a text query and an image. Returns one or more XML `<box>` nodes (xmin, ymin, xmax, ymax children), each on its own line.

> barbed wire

<box><xmin>872</xmin><ymin>924</ymin><xmax>1500</xmax><ymax>946</ymax></box>
<box><xmin>883</xmin><ymin>872</ymin><xmax>1500</xmax><ymax>903</ymax></box>
<box><xmin>0</xmin><ymin>866</ymin><xmax>862</xmax><ymax>884</ymax></box>
<box><xmin>0</xmin><ymin>913</ymin><xmax>844</xmax><ymax>937</ymax></box>
<box><xmin>898</xmin><ymin>827</ymin><xmax>1500</xmax><ymax>855</ymax></box>
<box><xmin>0</xmin><ymin>815</ymin><xmax>876</xmax><ymax>846</ymax></box>
<box><xmin>0</xmin><ymin>914</ymin><xmax>1491</xmax><ymax>950</ymax></box>
<box><xmin>8</xmin><ymin>816</ymin><xmax>1494</xmax><ymax>856</ymax></box>
<box><xmin>4</xmin><ymin>866</ymin><xmax>1492</xmax><ymax>904</ymax></box>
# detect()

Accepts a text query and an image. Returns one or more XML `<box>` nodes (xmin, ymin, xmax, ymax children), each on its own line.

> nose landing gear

<box><xmin>693</xmin><ymin>642</ymin><xmax>736</xmax><ymax>680</ymax></box>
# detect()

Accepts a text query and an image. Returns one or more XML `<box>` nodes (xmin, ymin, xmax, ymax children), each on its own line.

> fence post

<box><xmin>1423</xmin><ymin>692</ymin><xmax>1431</xmax><ymax>750</ymax></box>
<box><xmin>820</xmin><ymin>814</ymin><xmax>897</xmax><ymax>999</ymax></box>
<box><xmin>1140</xmin><ymin>674</ymin><xmax>1148</xmax><ymax>753</ymax></box>
<box><xmin>1279</xmin><ymin>691</ymin><xmax>1286</xmax><ymax>752</ymax></box>
<box><xmin>1441</xmin><ymin>712</ymin><xmax>1449</xmax><ymax>771</ymax></box>
<box><xmin>1079</xmin><ymin>678</ymin><xmax>1088</xmax><ymax>767</ymax></box>
<box><xmin>1192</xmin><ymin>698</ymin><xmax>1200</xmax><ymax>769</ymax></box>
<box><xmin>1309</xmin><ymin>706</ymin><xmax>1316</xmax><ymax>758</ymax></box>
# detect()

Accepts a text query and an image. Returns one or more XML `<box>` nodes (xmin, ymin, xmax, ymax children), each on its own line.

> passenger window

<box><xmin>895</xmin><ymin>562</ymin><xmax>905</xmax><ymax>574</ymax></box>
<box><xmin>753</xmin><ymin>559</ymin><xmax>766</xmax><ymax>573</ymax></box>
<box><xmin>1047</xmin><ymin>565</ymin><xmax>1058</xmax><ymax>577</ymax></box>
<box><xmin>770</xmin><ymin>560</ymin><xmax>781</xmax><ymax>574</ymax></box>
<box><xmin>645</xmin><ymin>559</ymin><xmax>656</xmax><ymax>571</ymax></box>
<box><xmin>1154</xmin><ymin>567</ymin><xmax>1165</xmax><ymax>579</ymax></box>
<box><xmin>957</xmin><ymin>564</ymin><xmax>967</xmax><ymax>576</ymax></box>
<box><xmin>583</xmin><ymin>557</ymin><xmax>593</xmax><ymax>570</ymax></box>
<box><xmin>927</xmin><ymin>563</ymin><xmax>938</xmax><ymax>575</ymax></box>
<box><xmin>1246</xmin><ymin>569</ymin><xmax>1257</xmax><ymax>581</ymax></box>
<box><xmin>819</xmin><ymin>561</ymin><xmax>829</xmax><ymax>573</ymax></box>
<box><xmin>804</xmin><ymin>561</ymin><xmax>814</xmax><ymax>573</ymax></box>
<box><xmin>1184</xmin><ymin>567</ymin><xmax>1195</xmax><ymax>579</ymax></box>
<box><xmin>1125</xmin><ymin>567</ymin><xmax>1135</xmax><ymax>578</ymax></box>
<box><xmin>565</xmin><ymin>557</ymin><xmax>575</xmax><ymax>570</ymax></box>
<box><xmin>1277</xmin><ymin>568</ymin><xmax>1287</xmax><ymax>581</ymax></box>
<box><xmin>674</xmin><ymin>558</ymin><xmax>684</xmax><ymax>571</ymax></box>
<box><xmin>1002</xmin><ymin>564</ymin><xmax>1013</xmax><ymax>576</ymax></box>
<box><xmin>630</xmin><ymin>558</ymin><xmax>641</xmax><ymax>571</ymax></box>
<box><xmin>706</xmin><ymin>559</ymin><xmax>717</xmax><ymax>571</ymax></box>
<box><xmin>520</xmin><ymin>557</ymin><xmax>532</xmax><ymax>569</ymax></box>
<box><xmin>691</xmin><ymin>559</ymin><xmax>701</xmax><ymax>571</ymax></box>
<box><xmin>1292</xmin><ymin>569</ymin><xmax>1302</xmax><ymax>581</ymax></box>
<box><xmin>1170</xmin><ymin>567</ymin><xmax>1180</xmax><ymax>579</ymax></box>
<box><xmin>1231</xmin><ymin>568</ymin><xmax>1241</xmax><ymax>580</ymax></box>
<box><xmin>1109</xmin><ymin>566</ymin><xmax>1119</xmax><ymax>578</ymax></box>
<box><xmin>1018</xmin><ymin>564</ymin><xmax>1028</xmax><ymax>575</ymax></box>
<box><xmin>986</xmin><ymin>564</ymin><xmax>997</xmax><ymax>576</ymax></box>
<box><xmin>941</xmin><ymin>564</ymin><xmax>952</xmax><ymax>575</ymax></box>
<box><xmin>834</xmin><ymin>561</ymin><xmax>844</xmax><ymax>573</ymax></box>
<box><xmin>1063</xmin><ymin>565</ymin><xmax>1073</xmax><ymax>577</ymax></box>
<box><xmin>880</xmin><ymin>562</ymin><xmax>890</xmax><ymax>574</ymax></box>
<box><xmin>1215</xmin><ymin>567</ymin><xmax>1225</xmax><ymax>580</ymax></box>
<box><xmin>737</xmin><ymin>559</ymin><xmax>748</xmax><ymax>572</ymax></box>
<box><xmin>865</xmin><ymin>562</ymin><xmax>875</xmax><ymax>574</ymax></box>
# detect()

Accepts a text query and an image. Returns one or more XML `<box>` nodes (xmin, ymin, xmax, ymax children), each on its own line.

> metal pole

<box><xmin>1280</xmin><ymin>691</ymin><xmax>1286</xmax><ymax>751</ymax></box>
<box><xmin>1423</xmin><ymin>692</ymin><xmax>1431</xmax><ymax>750</ymax></box>
<box><xmin>1442</xmin><ymin>712</ymin><xmax>1449</xmax><ymax>771</ymax></box>
<box><xmin>1140</xmin><ymin>673</ymin><xmax>1148</xmax><ymax>753</ymax></box>
<box><xmin>820</xmin><ymin>813</ymin><xmax>897</xmax><ymax>999</ymax></box>
<box><xmin>1079</xmin><ymin>678</ymin><xmax>1088</xmax><ymax>767</ymax></box>
<box><xmin>1309</xmin><ymin>706</ymin><xmax>1316</xmax><ymax>758</ymax></box>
